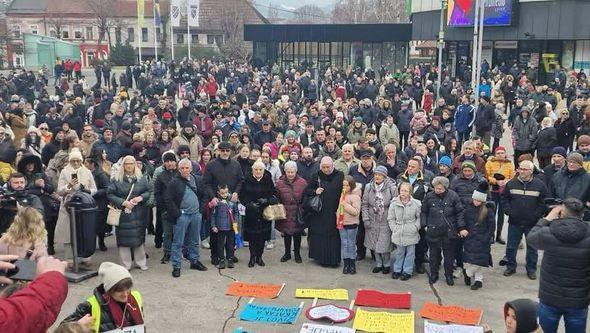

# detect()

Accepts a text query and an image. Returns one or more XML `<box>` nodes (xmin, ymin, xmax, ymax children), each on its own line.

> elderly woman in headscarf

<box><xmin>55</xmin><ymin>149</ymin><xmax>97</xmax><ymax>262</ymax></box>
<box><xmin>362</xmin><ymin>165</ymin><xmax>398</xmax><ymax>274</ymax></box>
<box><xmin>275</xmin><ymin>161</ymin><xmax>308</xmax><ymax>263</ymax></box>
<box><xmin>107</xmin><ymin>155</ymin><xmax>152</xmax><ymax>270</ymax></box>
<box><xmin>303</xmin><ymin>156</ymin><xmax>344</xmax><ymax>267</ymax></box>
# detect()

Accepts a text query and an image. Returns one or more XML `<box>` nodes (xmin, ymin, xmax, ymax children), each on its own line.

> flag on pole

<box><xmin>188</xmin><ymin>0</ymin><xmax>200</xmax><ymax>27</ymax></box>
<box><xmin>170</xmin><ymin>0</ymin><xmax>181</xmax><ymax>27</ymax></box>
<box><xmin>154</xmin><ymin>0</ymin><xmax>161</xmax><ymax>26</ymax></box>
<box><xmin>137</xmin><ymin>0</ymin><xmax>145</xmax><ymax>26</ymax></box>
<box><xmin>406</xmin><ymin>0</ymin><xmax>412</xmax><ymax>17</ymax></box>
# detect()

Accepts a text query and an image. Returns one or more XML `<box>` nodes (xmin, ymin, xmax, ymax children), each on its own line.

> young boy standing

<box><xmin>211</xmin><ymin>184</ymin><xmax>240</xmax><ymax>269</ymax></box>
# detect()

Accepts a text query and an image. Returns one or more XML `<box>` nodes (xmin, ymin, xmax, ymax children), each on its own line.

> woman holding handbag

<box><xmin>107</xmin><ymin>155</ymin><xmax>151</xmax><ymax>271</ymax></box>
<box><xmin>275</xmin><ymin>161</ymin><xmax>307</xmax><ymax>264</ymax></box>
<box><xmin>240</xmin><ymin>159</ymin><xmax>278</xmax><ymax>268</ymax></box>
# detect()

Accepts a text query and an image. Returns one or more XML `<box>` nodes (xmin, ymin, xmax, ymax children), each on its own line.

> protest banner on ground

<box><xmin>300</xmin><ymin>323</ymin><xmax>356</xmax><ymax>333</ymax></box>
<box><xmin>354</xmin><ymin>290</ymin><xmax>412</xmax><ymax>309</ymax></box>
<box><xmin>305</xmin><ymin>304</ymin><xmax>355</xmax><ymax>323</ymax></box>
<box><xmin>424</xmin><ymin>320</ymin><xmax>484</xmax><ymax>333</ymax></box>
<box><xmin>296</xmin><ymin>288</ymin><xmax>349</xmax><ymax>300</ymax></box>
<box><xmin>239</xmin><ymin>301</ymin><xmax>303</xmax><ymax>324</ymax></box>
<box><xmin>419</xmin><ymin>302</ymin><xmax>483</xmax><ymax>325</ymax></box>
<box><xmin>226</xmin><ymin>281</ymin><xmax>285</xmax><ymax>299</ymax></box>
<box><xmin>352</xmin><ymin>308</ymin><xmax>414</xmax><ymax>333</ymax></box>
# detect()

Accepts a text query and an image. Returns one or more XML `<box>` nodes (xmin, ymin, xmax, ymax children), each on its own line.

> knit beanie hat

<box><xmin>68</xmin><ymin>149</ymin><xmax>83</xmax><ymax>161</ymax></box>
<box><xmin>99</xmin><ymin>262</ymin><xmax>132</xmax><ymax>292</ymax></box>
<box><xmin>374</xmin><ymin>165</ymin><xmax>388</xmax><ymax>176</ymax></box>
<box><xmin>567</xmin><ymin>152</ymin><xmax>584</xmax><ymax>166</ymax></box>
<box><xmin>551</xmin><ymin>146</ymin><xmax>567</xmax><ymax>158</ymax></box>
<box><xmin>438</xmin><ymin>155</ymin><xmax>452</xmax><ymax>168</ymax></box>
<box><xmin>461</xmin><ymin>160</ymin><xmax>477</xmax><ymax>172</ymax></box>
<box><xmin>578</xmin><ymin>135</ymin><xmax>590</xmax><ymax>146</ymax></box>
<box><xmin>472</xmin><ymin>181</ymin><xmax>489</xmax><ymax>202</ymax></box>
<box><xmin>162</xmin><ymin>150</ymin><xmax>177</xmax><ymax>163</ymax></box>
<box><xmin>494</xmin><ymin>146</ymin><xmax>506</xmax><ymax>154</ymax></box>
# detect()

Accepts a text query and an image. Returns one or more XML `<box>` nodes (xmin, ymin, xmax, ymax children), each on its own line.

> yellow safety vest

<box><xmin>86</xmin><ymin>290</ymin><xmax>143</xmax><ymax>333</ymax></box>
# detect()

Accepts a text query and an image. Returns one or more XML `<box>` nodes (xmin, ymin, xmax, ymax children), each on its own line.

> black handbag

<box><xmin>305</xmin><ymin>177</ymin><xmax>323</xmax><ymax>214</ymax></box>
<box><xmin>286</xmin><ymin>182</ymin><xmax>306</xmax><ymax>227</ymax></box>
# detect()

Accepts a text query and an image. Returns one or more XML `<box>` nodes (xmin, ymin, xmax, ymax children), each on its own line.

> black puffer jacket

<box><xmin>420</xmin><ymin>189</ymin><xmax>465</xmax><ymax>244</ymax></box>
<box><xmin>463</xmin><ymin>202</ymin><xmax>496</xmax><ymax>267</ymax></box>
<box><xmin>203</xmin><ymin>157</ymin><xmax>244</xmax><ymax>200</ymax></box>
<box><xmin>502</xmin><ymin>177</ymin><xmax>547</xmax><ymax>227</ymax></box>
<box><xmin>527</xmin><ymin>217</ymin><xmax>590</xmax><ymax>308</ymax></box>
<box><xmin>534</xmin><ymin>127</ymin><xmax>557</xmax><ymax>158</ymax></box>
<box><xmin>550</xmin><ymin>167</ymin><xmax>590</xmax><ymax>203</ymax></box>
<box><xmin>107</xmin><ymin>176</ymin><xmax>151</xmax><ymax>248</ymax></box>
<box><xmin>450</xmin><ymin>175</ymin><xmax>483</xmax><ymax>204</ymax></box>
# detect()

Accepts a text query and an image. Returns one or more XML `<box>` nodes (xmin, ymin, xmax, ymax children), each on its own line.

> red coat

<box><xmin>206</xmin><ymin>80</ymin><xmax>219</xmax><ymax>97</ymax></box>
<box><xmin>275</xmin><ymin>175</ymin><xmax>308</xmax><ymax>235</ymax></box>
<box><xmin>0</xmin><ymin>271</ymin><xmax>68</xmax><ymax>333</ymax></box>
<box><xmin>64</xmin><ymin>60</ymin><xmax>72</xmax><ymax>71</ymax></box>
<box><xmin>193</xmin><ymin>116</ymin><xmax>214</xmax><ymax>144</ymax></box>
<box><xmin>73</xmin><ymin>61</ymin><xmax>81</xmax><ymax>72</ymax></box>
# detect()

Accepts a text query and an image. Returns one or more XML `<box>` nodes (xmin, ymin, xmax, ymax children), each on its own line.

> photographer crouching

<box><xmin>0</xmin><ymin>172</ymin><xmax>44</xmax><ymax>234</ymax></box>
<box><xmin>527</xmin><ymin>198</ymin><xmax>590</xmax><ymax>333</ymax></box>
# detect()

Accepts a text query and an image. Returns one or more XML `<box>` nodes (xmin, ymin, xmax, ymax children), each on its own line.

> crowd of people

<box><xmin>0</xmin><ymin>56</ymin><xmax>590</xmax><ymax>332</ymax></box>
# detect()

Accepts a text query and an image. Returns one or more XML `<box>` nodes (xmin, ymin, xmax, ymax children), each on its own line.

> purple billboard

<box><xmin>447</xmin><ymin>0</ymin><xmax>515</xmax><ymax>27</ymax></box>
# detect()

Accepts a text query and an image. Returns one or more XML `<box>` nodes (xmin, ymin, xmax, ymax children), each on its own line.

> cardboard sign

<box><xmin>305</xmin><ymin>304</ymin><xmax>355</xmax><ymax>323</ymax></box>
<box><xmin>103</xmin><ymin>325</ymin><xmax>145</xmax><ymax>333</ymax></box>
<box><xmin>239</xmin><ymin>302</ymin><xmax>302</xmax><ymax>324</ymax></box>
<box><xmin>424</xmin><ymin>320</ymin><xmax>484</xmax><ymax>333</ymax></box>
<box><xmin>300</xmin><ymin>323</ymin><xmax>356</xmax><ymax>333</ymax></box>
<box><xmin>296</xmin><ymin>288</ymin><xmax>349</xmax><ymax>300</ymax></box>
<box><xmin>355</xmin><ymin>290</ymin><xmax>412</xmax><ymax>309</ymax></box>
<box><xmin>352</xmin><ymin>309</ymin><xmax>414</xmax><ymax>333</ymax></box>
<box><xmin>226</xmin><ymin>282</ymin><xmax>284</xmax><ymax>299</ymax></box>
<box><xmin>419</xmin><ymin>302</ymin><xmax>483</xmax><ymax>326</ymax></box>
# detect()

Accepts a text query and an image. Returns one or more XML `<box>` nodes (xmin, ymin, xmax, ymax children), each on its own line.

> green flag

<box><xmin>406</xmin><ymin>0</ymin><xmax>412</xmax><ymax>17</ymax></box>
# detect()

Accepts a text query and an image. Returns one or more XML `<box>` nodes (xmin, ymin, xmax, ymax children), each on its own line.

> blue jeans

<box><xmin>339</xmin><ymin>228</ymin><xmax>358</xmax><ymax>260</ymax></box>
<box><xmin>393</xmin><ymin>245</ymin><xmax>415</xmax><ymax>274</ymax></box>
<box><xmin>171</xmin><ymin>212</ymin><xmax>202</xmax><ymax>269</ymax></box>
<box><xmin>505</xmin><ymin>224</ymin><xmax>537</xmax><ymax>273</ymax></box>
<box><xmin>539</xmin><ymin>302</ymin><xmax>588</xmax><ymax>333</ymax></box>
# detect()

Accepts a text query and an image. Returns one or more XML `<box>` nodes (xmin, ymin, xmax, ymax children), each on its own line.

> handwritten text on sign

<box><xmin>239</xmin><ymin>303</ymin><xmax>301</xmax><ymax>324</ymax></box>
<box><xmin>296</xmin><ymin>288</ymin><xmax>349</xmax><ymax>300</ymax></box>
<box><xmin>352</xmin><ymin>309</ymin><xmax>414</xmax><ymax>333</ymax></box>
<box><xmin>424</xmin><ymin>320</ymin><xmax>484</xmax><ymax>333</ymax></box>
<box><xmin>300</xmin><ymin>323</ymin><xmax>356</xmax><ymax>333</ymax></box>
<box><xmin>419</xmin><ymin>302</ymin><xmax>483</xmax><ymax>326</ymax></box>
<box><xmin>226</xmin><ymin>281</ymin><xmax>284</xmax><ymax>299</ymax></box>
<box><xmin>355</xmin><ymin>290</ymin><xmax>411</xmax><ymax>309</ymax></box>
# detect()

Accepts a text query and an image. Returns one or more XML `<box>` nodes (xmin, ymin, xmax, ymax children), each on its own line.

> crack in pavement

<box><xmin>217</xmin><ymin>267</ymin><xmax>241</xmax><ymax>333</ymax></box>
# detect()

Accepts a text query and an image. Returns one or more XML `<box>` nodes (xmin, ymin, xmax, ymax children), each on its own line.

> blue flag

<box><xmin>154</xmin><ymin>0</ymin><xmax>161</xmax><ymax>26</ymax></box>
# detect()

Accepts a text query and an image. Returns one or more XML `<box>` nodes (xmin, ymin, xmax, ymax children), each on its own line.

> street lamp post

<box><xmin>436</xmin><ymin>0</ymin><xmax>447</xmax><ymax>102</ymax></box>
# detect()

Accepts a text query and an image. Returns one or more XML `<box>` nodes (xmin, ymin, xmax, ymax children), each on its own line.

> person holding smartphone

<box><xmin>55</xmin><ymin>149</ymin><xmax>96</xmax><ymax>263</ymax></box>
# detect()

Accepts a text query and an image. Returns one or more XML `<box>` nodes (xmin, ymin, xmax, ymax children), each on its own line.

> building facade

<box><xmin>411</xmin><ymin>0</ymin><xmax>590</xmax><ymax>83</ymax></box>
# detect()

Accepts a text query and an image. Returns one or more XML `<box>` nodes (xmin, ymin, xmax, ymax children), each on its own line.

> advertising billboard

<box><xmin>447</xmin><ymin>0</ymin><xmax>516</xmax><ymax>27</ymax></box>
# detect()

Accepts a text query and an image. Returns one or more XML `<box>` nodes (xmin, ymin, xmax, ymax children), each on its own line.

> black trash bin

<box><xmin>66</xmin><ymin>191</ymin><xmax>97</xmax><ymax>258</ymax></box>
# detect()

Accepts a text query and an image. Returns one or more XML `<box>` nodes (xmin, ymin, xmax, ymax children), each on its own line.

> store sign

<box><xmin>448</xmin><ymin>0</ymin><xmax>516</xmax><ymax>27</ymax></box>
<box><xmin>494</xmin><ymin>41</ymin><xmax>518</xmax><ymax>49</ymax></box>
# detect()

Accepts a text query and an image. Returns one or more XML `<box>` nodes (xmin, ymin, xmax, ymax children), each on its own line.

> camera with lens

<box><xmin>0</xmin><ymin>188</ymin><xmax>28</xmax><ymax>210</ymax></box>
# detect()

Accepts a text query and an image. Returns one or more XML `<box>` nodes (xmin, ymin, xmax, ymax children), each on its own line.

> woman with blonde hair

<box><xmin>0</xmin><ymin>207</ymin><xmax>48</xmax><ymax>259</ymax></box>
<box><xmin>55</xmin><ymin>149</ymin><xmax>97</xmax><ymax>261</ymax></box>
<box><xmin>107</xmin><ymin>155</ymin><xmax>151</xmax><ymax>270</ymax></box>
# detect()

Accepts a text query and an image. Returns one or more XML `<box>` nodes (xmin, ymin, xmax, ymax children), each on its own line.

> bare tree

<box><xmin>293</xmin><ymin>5</ymin><xmax>327</xmax><ymax>24</ymax></box>
<box><xmin>85</xmin><ymin>0</ymin><xmax>119</xmax><ymax>56</ymax></box>
<box><xmin>332</xmin><ymin>0</ymin><xmax>408</xmax><ymax>23</ymax></box>
<box><xmin>45</xmin><ymin>13</ymin><xmax>68</xmax><ymax>39</ymax></box>
<box><xmin>218</xmin><ymin>0</ymin><xmax>249</xmax><ymax>61</ymax></box>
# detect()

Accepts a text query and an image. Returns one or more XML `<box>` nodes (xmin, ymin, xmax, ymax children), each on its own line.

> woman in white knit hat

<box><xmin>61</xmin><ymin>262</ymin><xmax>145</xmax><ymax>332</ymax></box>
<box><xmin>55</xmin><ymin>148</ymin><xmax>97</xmax><ymax>263</ymax></box>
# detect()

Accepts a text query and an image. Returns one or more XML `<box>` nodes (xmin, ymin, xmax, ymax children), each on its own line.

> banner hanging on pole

<box><xmin>137</xmin><ymin>0</ymin><xmax>145</xmax><ymax>27</ymax></box>
<box><xmin>188</xmin><ymin>0</ymin><xmax>200</xmax><ymax>27</ymax></box>
<box><xmin>154</xmin><ymin>0</ymin><xmax>161</xmax><ymax>26</ymax></box>
<box><xmin>170</xmin><ymin>0</ymin><xmax>181</xmax><ymax>27</ymax></box>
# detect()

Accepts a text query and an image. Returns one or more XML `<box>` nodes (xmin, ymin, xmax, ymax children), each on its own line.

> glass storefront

<box><xmin>253</xmin><ymin>41</ymin><xmax>407</xmax><ymax>74</ymax></box>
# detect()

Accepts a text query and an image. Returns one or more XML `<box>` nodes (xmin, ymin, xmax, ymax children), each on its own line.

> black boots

<box><xmin>248</xmin><ymin>256</ymin><xmax>256</xmax><ymax>267</ymax></box>
<box><xmin>280</xmin><ymin>253</ymin><xmax>291</xmax><ymax>262</ymax></box>
<box><xmin>342</xmin><ymin>259</ymin><xmax>356</xmax><ymax>274</ymax></box>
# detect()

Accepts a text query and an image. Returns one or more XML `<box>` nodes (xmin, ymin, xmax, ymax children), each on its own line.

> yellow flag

<box><xmin>137</xmin><ymin>0</ymin><xmax>145</xmax><ymax>27</ymax></box>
